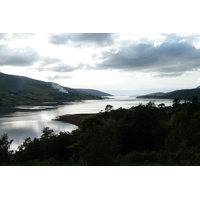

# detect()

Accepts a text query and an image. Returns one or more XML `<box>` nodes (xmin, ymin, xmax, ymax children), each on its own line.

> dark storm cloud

<box><xmin>0</xmin><ymin>45</ymin><xmax>40</xmax><ymax>66</ymax></box>
<box><xmin>48</xmin><ymin>33</ymin><xmax>114</xmax><ymax>47</ymax></box>
<box><xmin>97</xmin><ymin>41</ymin><xmax>200</xmax><ymax>77</ymax></box>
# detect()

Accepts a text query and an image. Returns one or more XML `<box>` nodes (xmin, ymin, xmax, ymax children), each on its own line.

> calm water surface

<box><xmin>0</xmin><ymin>96</ymin><xmax>174</xmax><ymax>150</ymax></box>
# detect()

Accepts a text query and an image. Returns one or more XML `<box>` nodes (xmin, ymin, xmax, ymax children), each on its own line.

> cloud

<box><xmin>9</xmin><ymin>33</ymin><xmax>35</xmax><ymax>40</ymax></box>
<box><xmin>2</xmin><ymin>33</ymin><xmax>200</xmax><ymax>80</ymax></box>
<box><xmin>0</xmin><ymin>33</ymin><xmax>8</xmax><ymax>40</ymax></box>
<box><xmin>0</xmin><ymin>44</ymin><xmax>61</xmax><ymax>67</ymax></box>
<box><xmin>151</xmin><ymin>72</ymin><xmax>185</xmax><ymax>78</ymax></box>
<box><xmin>40</xmin><ymin>57</ymin><xmax>61</xmax><ymax>66</ymax></box>
<box><xmin>48</xmin><ymin>33</ymin><xmax>114</xmax><ymax>47</ymax></box>
<box><xmin>0</xmin><ymin>33</ymin><xmax>35</xmax><ymax>41</ymax></box>
<box><xmin>47</xmin><ymin>75</ymin><xmax>71</xmax><ymax>81</ymax></box>
<box><xmin>38</xmin><ymin>63</ymin><xmax>80</xmax><ymax>72</ymax></box>
<box><xmin>96</xmin><ymin>41</ymin><xmax>200</xmax><ymax>77</ymax></box>
<box><xmin>160</xmin><ymin>33</ymin><xmax>200</xmax><ymax>49</ymax></box>
<box><xmin>0</xmin><ymin>45</ymin><xmax>40</xmax><ymax>66</ymax></box>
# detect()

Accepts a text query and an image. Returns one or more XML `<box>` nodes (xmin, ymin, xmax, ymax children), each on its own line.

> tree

<box><xmin>173</xmin><ymin>98</ymin><xmax>180</xmax><ymax>105</ymax></box>
<box><xmin>41</xmin><ymin>127</ymin><xmax>54</xmax><ymax>138</ymax></box>
<box><xmin>158</xmin><ymin>103</ymin><xmax>165</xmax><ymax>108</ymax></box>
<box><xmin>0</xmin><ymin>133</ymin><xmax>13</xmax><ymax>164</ymax></box>
<box><xmin>76</xmin><ymin>123</ymin><xmax>119</xmax><ymax>165</ymax></box>
<box><xmin>80</xmin><ymin>116</ymin><xmax>104</xmax><ymax>132</ymax></box>
<box><xmin>165</xmin><ymin>110</ymin><xmax>189</xmax><ymax>152</ymax></box>
<box><xmin>17</xmin><ymin>137</ymin><xmax>32</xmax><ymax>151</ymax></box>
<box><xmin>119</xmin><ymin>102</ymin><xmax>166</xmax><ymax>154</ymax></box>
<box><xmin>192</xmin><ymin>95</ymin><xmax>198</xmax><ymax>104</ymax></box>
<box><xmin>172</xmin><ymin>98</ymin><xmax>181</xmax><ymax>113</ymax></box>
<box><xmin>105</xmin><ymin>104</ymin><xmax>113</xmax><ymax>112</ymax></box>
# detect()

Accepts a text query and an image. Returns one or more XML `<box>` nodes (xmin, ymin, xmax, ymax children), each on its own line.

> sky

<box><xmin>1</xmin><ymin>0</ymin><xmax>200</xmax><ymax>96</ymax></box>
<box><xmin>1</xmin><ymin>33</ymin><xmax>200</xmax><ymax>95</ymax></box>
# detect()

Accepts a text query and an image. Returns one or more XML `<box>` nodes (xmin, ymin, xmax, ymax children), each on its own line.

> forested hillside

<box><xmin>0</xmin><ymin>72</ymin><xmax>104</xmax><ymax>102</ymax></box>
<box><xmin>74</xmin><ymin>89</ymin><xmax>112</xmax><ymax>97</ymax></box>
<box><xmin>137</xmin><ymin>87</ymin><xmax>200</xmax><ymax>100</ymax></box>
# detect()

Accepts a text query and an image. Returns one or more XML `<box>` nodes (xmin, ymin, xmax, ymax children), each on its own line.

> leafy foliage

<box><xmin>105</xmin><ymin>104</ymin><xmax>113</xmax><ymax>112</ymax></box>
<box><xmin>137</xmin><ymin>88</ymin><xmax>200</xmax><ymax>100</ymax></box>
<box><xmin>0</xmin><ymin>134</ymin><xmax>13</xmax><ymax>165</ymax></box>
<box><xmin>12</xmin><ymin>131</ymin><xmax>79</xmax><ymax>165</ymax></box>
<box><xmin>41</xmin><ymin>127</ymin><xmax>54</xmax><ymax>138</ymax></box>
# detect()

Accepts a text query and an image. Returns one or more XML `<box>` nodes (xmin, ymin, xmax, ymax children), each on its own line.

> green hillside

<box><xmin>137</xmin><ymin>88</ymin><xmax>200</xmax><ymax>100</ymax></box>
<box><xmin>74</xmin><ymin>88</ymin><xmax>112</xmax><ymax>97</ymax></box>
<box><xmin>0</xmin><ymin>72</ymin><xmax>102</xmax><ymax>102</ymax></box>
<box><xmin>0</xmin><ymin>73</ymin><xmax>53</xmax><ymax>94</ymax></box>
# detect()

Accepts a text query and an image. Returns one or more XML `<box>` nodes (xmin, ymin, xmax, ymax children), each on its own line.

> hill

<box><xmin>74</xmin><ymin>88</ymin><xmax>112</xmax><ymax>97</ymax></box>
<box><xmin>0</xmin><ymin>72</ymin><xmax>108</xmax><ymax>102</ymax></box>
<box><xmin>137</xmin><ymin>87</ymin><xmax>200</xmax><ymax>100</ymax></box>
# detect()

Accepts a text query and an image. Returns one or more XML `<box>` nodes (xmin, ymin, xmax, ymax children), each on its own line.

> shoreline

<box><xmin>53</xmin><ymin>113</ymin><xmax>97</xmax><ymax>127</ymax></box>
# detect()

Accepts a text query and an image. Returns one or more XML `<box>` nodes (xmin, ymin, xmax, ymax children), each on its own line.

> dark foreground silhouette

<box><xmin>1</xmin><ymin>97</ymin><xmax>200</xmax><ymax>166</ymax></box>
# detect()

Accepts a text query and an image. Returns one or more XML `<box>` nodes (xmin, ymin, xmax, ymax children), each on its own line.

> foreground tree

<box><xmin>173</xmin><ymin>98</ymin><xmax>180</xmax><ymax>105</ymax></box>
<box><xmin>0</xmin><ymin>134</ymin><xmax>13</xmax><ymax>164</ymax></box>
<box><xmin>158</xmin><ymin>103</ymin><xmax>165</xmax><ymax>108</ymax></box>
<box><xmin>41</xmin><ymin>127</ymin><xmax>54</xmax><ymax>138</ymax></box>
<box><xmin>69</xmin><ymin>117</ymin><xmax>119</xmax><ymax>166</ymax></box>
<box><xmin>164</xmin><ymin>110</ymin><xmax>200</xmax><ymax>165</ymax></box>
<box><xmin>192</xmin><ymin>95</ymin><xmax>198</xmax><ymax>104</ymax></box>
<box><xmin>105</xmin><ymin>104</ymin><xmax>113</xmax><ymax>112</ymax></box>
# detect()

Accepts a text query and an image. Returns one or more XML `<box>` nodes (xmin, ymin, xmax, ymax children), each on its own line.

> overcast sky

<box><xmin>1</xmin><ymin>33</ymin><xmax>200</xmax><ymax>95</ymax></box>
<box><xmin>1</xmin><ymin>0</ymin><xmax>200</xmax><ymax>96</ymax></box>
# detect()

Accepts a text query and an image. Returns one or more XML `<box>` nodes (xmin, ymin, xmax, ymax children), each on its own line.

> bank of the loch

<box><xmin>53</xmin><ymin>113</ymin><xmax>96</xmax><ymax>127</ymax></box>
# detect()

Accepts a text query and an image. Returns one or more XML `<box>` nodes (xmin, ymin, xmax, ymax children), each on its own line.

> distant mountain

<box><xmin>74</xmin><ymin>88</ymin><xmax>112</xmax><ymax>97</ymax></box>
<box><xmin>137</xmin><ymin>87</ymin><xmax>200</xmax><ymax>100</ymax></box>
<box><xmin>0</xmin><ymin>72</ymin><xmax>110</xmax><ymax>102</ymax></box>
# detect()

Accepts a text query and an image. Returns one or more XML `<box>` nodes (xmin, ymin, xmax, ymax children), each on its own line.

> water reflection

<box><xmin>1</xmin><ymin>120</ymin><xmax>76</xmax><ymax>150</ymax></box>
<box><xmin>0</xmin><ymin>102</ymin><xmax>78</xmax><ymax>150</ymax></box>
<box><xmin>0</xmin><ymin>97</ymin><xmax>174</xmax><ymax>150</ymax></box>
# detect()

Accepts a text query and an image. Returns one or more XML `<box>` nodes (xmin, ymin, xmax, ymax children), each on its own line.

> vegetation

<box><xmin>0</xmin><ymin>72</ymin><xmax>102</xmax><ymax>102</ymax></box>
<box><xmin>54</xmin><ymin>114</ymin><xmax>96</xmax><ymax>126</ymax></box>
<box><xmin>0</xmin><ymin>90</ymin><xmax>102</xmax><ymax>103</ymax></box>
<box><xmin>137</xmin><ymin>88</ymin><xmax>200</xmax><ymax>101</ymax></box>
<box><xmin>2</xmin><ymin>97</ymin><xmax>200</xmax><ymax>166</ymax></box>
